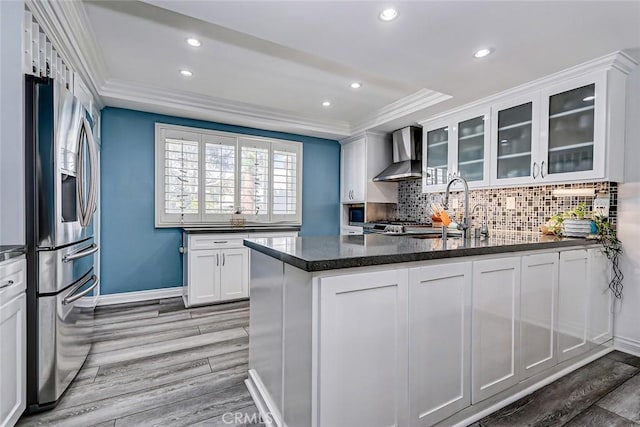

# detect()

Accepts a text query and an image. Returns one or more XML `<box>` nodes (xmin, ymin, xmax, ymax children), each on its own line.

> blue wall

<box><xmin>100</xmin><ymin>107</ymin><xmax>340</xmax><ymax>295</ymax></box>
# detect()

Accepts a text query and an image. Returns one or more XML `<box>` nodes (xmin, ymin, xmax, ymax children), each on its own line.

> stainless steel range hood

<box><xmin>373</xmin><ymin>126</ymin><xmax>423</xmax><ymax>182</ymax></box>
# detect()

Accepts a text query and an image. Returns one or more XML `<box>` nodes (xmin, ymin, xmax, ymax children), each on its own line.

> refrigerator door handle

<box><xmin>63</xmin><ymin>243</ymin><xmax>99</xmax><ymax>263</ymax></box>
<box><xmin>83</xmin><ymin>116</ymin><xmax>98</xmax><ymax>223</ymax></box>
<box><xmin>63</xmin><ymin>274</ymin><xmax>99</xmax><ymax>305</ymax></box>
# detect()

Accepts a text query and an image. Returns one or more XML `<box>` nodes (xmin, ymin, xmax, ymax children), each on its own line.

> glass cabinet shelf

<box><xmin>549</xmin><ymin>105</ymin><xmax>594</xmax><ymax>119</ymax></box>
<box><xmin>497</xmin><ymin>151</ymin><xmax>532</xmax><ymax>160</ymax></box>
<box><xmin>548</xmin><ymin>141</ymin><xmax>593</xmax><ymax>152</ymax></box>
<box><xmin>458</xmin><ymin>132</ymin><xmax>484</xmax><ymax>141</ymax></box>
<box><xmin>497</xmin><ymin>120</ymin><xmax>532</xmax><ymax>132</ymax></box>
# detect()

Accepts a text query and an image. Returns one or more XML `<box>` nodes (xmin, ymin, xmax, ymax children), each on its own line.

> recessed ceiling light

<box><xmin>179</xmin><ymin>69</ymin><xmax>193</xmax><ymax>77</ymax></box>
<box><xmin>582</xmin><ymin>95</ymin><xmax>595</xmax><ymax>102</ymax></box>
<box><xmin>350</xmin><ymin>82</ymin><xmax>362</xmax><ymax>89</ymax></box>
<box><xmin>379</xmin><ymin>8</ymin><xmax>398</xmax><ymax>21</ymax></box>
<box><xmin>322</xmin><ymin>100</ymin><xmax>331</xmax><ymax>107</ymax></box>
<box><xmin>186</xmin><ymin>38</ymin><xmax>201</xmax><ymax>47</ymax></box>
<box><xmin>473</xmin><ymin>48</ymin><xmax>493</xmax><ymax>58</ymax></box>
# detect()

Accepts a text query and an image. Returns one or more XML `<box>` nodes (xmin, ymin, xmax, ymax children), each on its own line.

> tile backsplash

<box><xmin>397</xmin><ymin>181</ymin><xmax>617</xmax><ymax>232</ymax></box>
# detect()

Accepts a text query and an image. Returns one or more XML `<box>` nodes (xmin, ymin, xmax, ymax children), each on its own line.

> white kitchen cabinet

<box><xmin>520</xmin><ymin>252</ymin><xmax>558</xmax><ymax>379</ymax></box>
<box><xmin>588</xmin><ymin>248</ymin><xmax>613</xmax><ymax>346</ymax></box>
<box><xmin>472</xmin><ymin>257</ymin><xmax>521</xmax><ymax>403</ymax></box>
<box><xmin>0</xmin><ymin>256</ymin><xmax>26</xmax><ymax>427</ymax></box>
<box><xmin>341</xmin><ymin>138</ymin><xmax>366</xmax><ymax>203</ymax></box>
<box><xmin>490</xmin><ymin>94</ymin><xmax>541</xmax><ymax>186</ymax></box>
<box><xmin>184</xmin><ymin>234</ymin><xmax>249</xmax><ymax>307</ymax></box>
<box><xmin>408</xmin><ymin>262</ymin><xmax>472</xmax><ymax>426</ymax></box>
<box><xmin>340</xmin><ymin>226</ymin><xmax>363</xmax><ymax>235</ymax></box>
<box><xmin>419</xmin><ymin>52</ymin><xmax>633</xmax><ymax>192</ymax></box>
<box><xmin>219</xmin><ymin>248</ymin><xmax>249</xmax><ymax>300</ymax></box>
<box><xmin>319</xmin><ymin>269</ymin><xmax>408</xmax><ymax>427</ymax></box>
<box><xmin>422</xmin><ymin>108</ymin><xmax>491</xmax><ymax>192</ymax></box>
<box><xmin>557</xmin><ymin>250</ymin><xmax>590</xmax><ymax>363</ymax></box>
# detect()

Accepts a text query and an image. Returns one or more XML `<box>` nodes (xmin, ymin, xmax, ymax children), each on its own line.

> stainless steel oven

<box><xmin>25</xmin><ymin>75</ymin><xmax>99</xmax><ymax>412</ymax></box>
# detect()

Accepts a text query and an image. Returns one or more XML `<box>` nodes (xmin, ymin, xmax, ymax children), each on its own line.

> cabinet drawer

<box><xmin>189</xmin><ymin>234</ymin><xmax>248</xmax><ymax>250</ymax></box>
<box><xmin>0</xmin><ymin>257</ymin><xmax>26</xmax><ymax>304</ymax></box>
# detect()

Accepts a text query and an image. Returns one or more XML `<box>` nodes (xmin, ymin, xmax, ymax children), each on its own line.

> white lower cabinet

<box><xmin>408</xmin><ymin>262</ymin><xmax>472</xmax><ymax>426</ymax></box>
<box><xmin>588</xmin><ymin>248</ymin><xmax>613</xmax><ymax>346</ymax></box>
<box><xmin>319</xmin><ymin>269</ymin><xmax>409</xmax><ymax>427</ymax></box>
<box><xmin>186</xmin><ymin>248</ymin><xmax>249</xmax><ymax>306</ymax></box>
<box><xmin>472</xmin><ymin>257</ymin><xmax>521</xmax><ymax>403</ymax></box>
<box><xmin>219</xmin><ymin>248</ymin><xmax>249</xmax><ymax>300</ymax></box>
<box><xmin>1</xmin><ymin>293</ymin><xmax>26</xmax><ymax>427</ymax></box>
<box><xmin>520</xmin><ymin>253</ymin><xmax>558</xmax><ymax>379</ymax></box>
<box><xmin>557</xmin><ymin>250</ymin><xmax>590</xmax><ymax>363</ymax></box>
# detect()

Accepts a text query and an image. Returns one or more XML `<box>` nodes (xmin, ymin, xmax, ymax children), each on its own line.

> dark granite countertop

<box><xmin>0</xmin><ymin>245</ymin><xmax>27</xmax><ymax>262</ymax></box>
<box><xmin>183</xmin><ymin>226</ymin><xmax>300</xmax><ymax>234</ymax></box>
<box><xmin>243</xmin><ymin>232</ymin><xmax>598</xmax><ymax>272</ymax></box>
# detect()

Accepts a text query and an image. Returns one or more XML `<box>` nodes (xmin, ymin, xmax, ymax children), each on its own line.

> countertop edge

<box><xmin>0</xmin><ymin>245</ymin><xmax>27</xmax><ymax>262</ymax></box>
<box><xmin>244</xmin><ymin>237</ymin><xmax>599</xmax><ymax>272</ymax></box>
<box><xmin>183</xmin><ymin>226</ymin><xmax>301</xmax><ymax>234</ymax></box>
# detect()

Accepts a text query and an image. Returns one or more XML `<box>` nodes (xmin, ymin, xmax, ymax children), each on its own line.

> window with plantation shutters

<box><xmin>239</xmin><ymin>139</ymin><xmax>270</xmax><ymax>220</ymax></box>
<box><xmin>155</xmin><ymin>124</ymin><xmax>302</xmax><ymax>227</ymax></box>
<box><xmin>272</xmin><ymin>141</ymin><xmax>301</xmax><ymax>221</ymax></box>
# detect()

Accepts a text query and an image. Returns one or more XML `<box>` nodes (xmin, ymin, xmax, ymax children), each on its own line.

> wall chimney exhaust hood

<box><xmin>373</xmin><ymin>126</ymin><xmax>423</xmax><ymax>182</ymax></box>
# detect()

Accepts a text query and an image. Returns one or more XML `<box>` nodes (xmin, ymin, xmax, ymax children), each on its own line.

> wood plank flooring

<box><xmin>18</xmin><ymin>298</ymin><xmax>262</xmax><ymax>427</ymax></box>
<box><xmin>17</xmin><ymin>297</ymin><xmax>640</xmax><ymax>426</ymax></box>
<box><xmin>475</xmin><ymin>351</ymin><xmax>640</xmax><ymax>426</ymax></box>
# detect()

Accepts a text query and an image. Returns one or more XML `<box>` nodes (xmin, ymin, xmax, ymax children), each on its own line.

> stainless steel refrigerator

<box><xmin>24</xmin><ymin>75</ymin><xmax>99</xmax><ymax>412</ymax></box>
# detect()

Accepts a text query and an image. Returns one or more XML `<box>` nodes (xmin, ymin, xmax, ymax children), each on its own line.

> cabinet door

<box><xmin>521</xmin><ymin>253</ymin><xmax>558</xmax><ymax>379</ymax></box>
<box><xmin>540</xmin><ymin>72</ymin><xmax>606</xmax><ymax>182</ymax></box>
<box><xmin>408</xmin><ymin>263</ymin><xmax>472</xmax><ymax>427</ymax></box>
<box><xmin>188</xmin><ymin>250</ymin><xmax>221</xmax><ymax>306</ymax></box>
<box><xmin>490</xmin><ymin>95</ymin><xmax>539</xmax><ymax>186</ymax></box>
<box><xmin>558</xmin><ymin>250</ymin><xmax>590</xmax><ymax>362</ymax></box>
<box><xmin>340</xmin><ymin>139</ymin><xmax>366</xmax><ymax>202</ymax></box>
<box><xmin>588</xmin><ymin>248</ymin><xmax>613</xmax><ymax>346</ymax></box>
<box><xmin>422</xmin><ymin>121</ymin><xmax>451</xmax><ymax>191</ymax></box>
<box><xmin>319</xmin><ymin>269</ymin><xmax>408</xmax><ymax>427</ymax></box>
<box><xmin>220</xmin><ymin>248</ymin><xmax>249</xmax><ymax>300</ymax></box>
<box><xmin>0</xmin><ymin>294</ymin><xmax>26</xmax><ymax>427</ymax></box>
<box><xmin>350</xmin><ymin>139</ymin><xmax>366</xmax><ymax>202</ymax></box>
<box><xmin>472</xmin><ymin>257</ymin><xmax>521</xmax><ymax>403</ymax></box>
<box><xmin>455</xmin><ymin>109</ymin><xmax>490</xmax><ymax>188</ymax></box>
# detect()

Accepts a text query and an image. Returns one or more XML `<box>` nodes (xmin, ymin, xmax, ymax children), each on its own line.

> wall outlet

<box><xmin>593</xmin><ymin>194</ymin><xmax>610</xmax><ymax>218</ymax></box>
<box><xmin>451</xmin><ymin>198</ymin><xmax>459</xmax><ymax>209</ymax></box>
<box><xmin>506</xmin><ymin>197</ymin><xmax>516</xmax><ymax>210</ymax></box>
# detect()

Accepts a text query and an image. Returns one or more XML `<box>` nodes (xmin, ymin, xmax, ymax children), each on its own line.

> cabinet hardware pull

<box><xmin>0</xmin><ymin>280</ymin><xmax>14</xmax><ymax>289</ymax></box>
<box><xmin>217</xmin><ymin>253</ymin><xmax>220</xmax><ymax>266</ymax></box>
<box><xmin>540</xmin><ymin>161</ymin><xmax>546</xmax><ymax>178</ymax></box>
<box><xmin>213</xmin><ymin>241</ymin><xmax>227</xmax><ymax>244</ymax></box>
<box><xmin>532</xmin><ymin>162</ymin><xmax>539</xmax><ymax>179</ymax></box>
<box><xmin>223</xmin><ymin>253</ymin><xmax>226</xmax><ymax>266</ymax></box>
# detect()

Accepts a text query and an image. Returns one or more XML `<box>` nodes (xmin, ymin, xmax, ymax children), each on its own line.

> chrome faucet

<box><xmin>443</xmin><ymin>176</ymin><xmax>471</xmax><ymax>240</ymax></box>
<box><xmin>472</xmin><ymin>203</ymin><xmax>490</xmax><ymax>238</ymax></box>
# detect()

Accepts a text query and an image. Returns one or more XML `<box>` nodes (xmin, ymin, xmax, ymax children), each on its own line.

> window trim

<box><xmin>155</xmin><ymin>123</ymin><xmax>303</xmax><ymax>228</ymax></box>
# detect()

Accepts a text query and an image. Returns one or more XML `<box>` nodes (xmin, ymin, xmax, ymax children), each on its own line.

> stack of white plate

<box><xmin>563</xmin><ymin>219</ymin><xmax>592</xmax><ymax>237</ymax></box>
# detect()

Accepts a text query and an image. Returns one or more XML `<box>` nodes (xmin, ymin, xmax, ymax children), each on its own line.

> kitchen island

<box><xmin>243</xmin><ymin>233</ymin><xmax>613</xmax><ymax>427</ymax></box>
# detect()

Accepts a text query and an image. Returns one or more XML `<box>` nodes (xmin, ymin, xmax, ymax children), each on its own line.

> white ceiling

<box><xmin>82</xmin><ymin>1</ymin><xmax>640</xmax><ymax>139</ymax></box>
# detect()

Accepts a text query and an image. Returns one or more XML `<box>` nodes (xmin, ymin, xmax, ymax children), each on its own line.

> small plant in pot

<box><xmin>546</xmin><ymin>202</ymin><xmax>624</xmax><ymax>299</ymax></box>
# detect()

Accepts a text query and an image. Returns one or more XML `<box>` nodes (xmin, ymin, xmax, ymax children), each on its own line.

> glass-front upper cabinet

<box><xmin>490</xmin><ymin>95</ymin><xmax>539</xmax><ymax>186</ymax></box>
<box><xmin>456</xmin><ymin>110</ymin><xmax>490</xmax><ymax>186</ymax></box>
<box><xmin>540</xmin><ymin>72</ymin><xmax>606</xmax><ymax>181</ymax></box>
<box><xmin>422</xmin><ymin>108</ymin><xmax>490</xmax><ymax>192</ymax></box>
<box><xmin>422</xmin><ymin>124</ymin><xmax>450</xmax><ymax>189</ymax></box>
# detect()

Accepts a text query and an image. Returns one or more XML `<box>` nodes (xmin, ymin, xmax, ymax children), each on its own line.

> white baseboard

<box><xmin>614</xmin><ymin>336</ymin><xmax>640</xmax><ymax>357</ymax></box>
<box><xmin>245</xmin><ymin>369</ymin><xmax>283</xmax><ymax>427</ymax></box>
<box><xmin>97</xmin><ymin>286</ymin><xmax>183</xmax><ymax>306</ymax></box>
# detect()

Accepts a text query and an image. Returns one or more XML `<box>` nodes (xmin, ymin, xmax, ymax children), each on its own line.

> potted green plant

<box><xmin>546</xmin><ymin>202</ymin><xmax>623</xmax><ymax>299</ymax></box>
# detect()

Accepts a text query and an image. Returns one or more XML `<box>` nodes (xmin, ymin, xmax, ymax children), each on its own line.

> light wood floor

<box><xmin>18</xmin><ymin>297</ymin><xmax>262</xmax><ymax>427</ymax></box>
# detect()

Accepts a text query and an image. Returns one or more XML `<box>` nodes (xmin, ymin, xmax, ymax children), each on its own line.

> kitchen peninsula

<box><xmin>243</xmin><ymin>233</ymin><xmax>614</xmax><ymax>427</ymax></box>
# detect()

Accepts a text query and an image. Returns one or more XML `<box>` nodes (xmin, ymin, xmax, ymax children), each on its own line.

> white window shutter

<box><xmin>271</xmin><ymin>141</ymin><xmax>302</xmax><ymax>223</ymax></box>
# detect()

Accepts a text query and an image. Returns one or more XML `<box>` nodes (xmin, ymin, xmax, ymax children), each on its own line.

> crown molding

<box><xmin>419</xmin><ymin>50</ymin><xmax>637</xmax><ymax>125</ymax></box>
<box><xmin>351</xmin><ymin>88</ymin><xmax>452</xmax><ymax>135</ymax></box>
<box><xmin>101</xmin><ymin>79</ymin><xmax>352</xmax><ymax>139</ymax></box>
<box><xmin>26</xmin><ymin>0</ymin><xmax>108</xmax><ymax>109</ymax></box>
